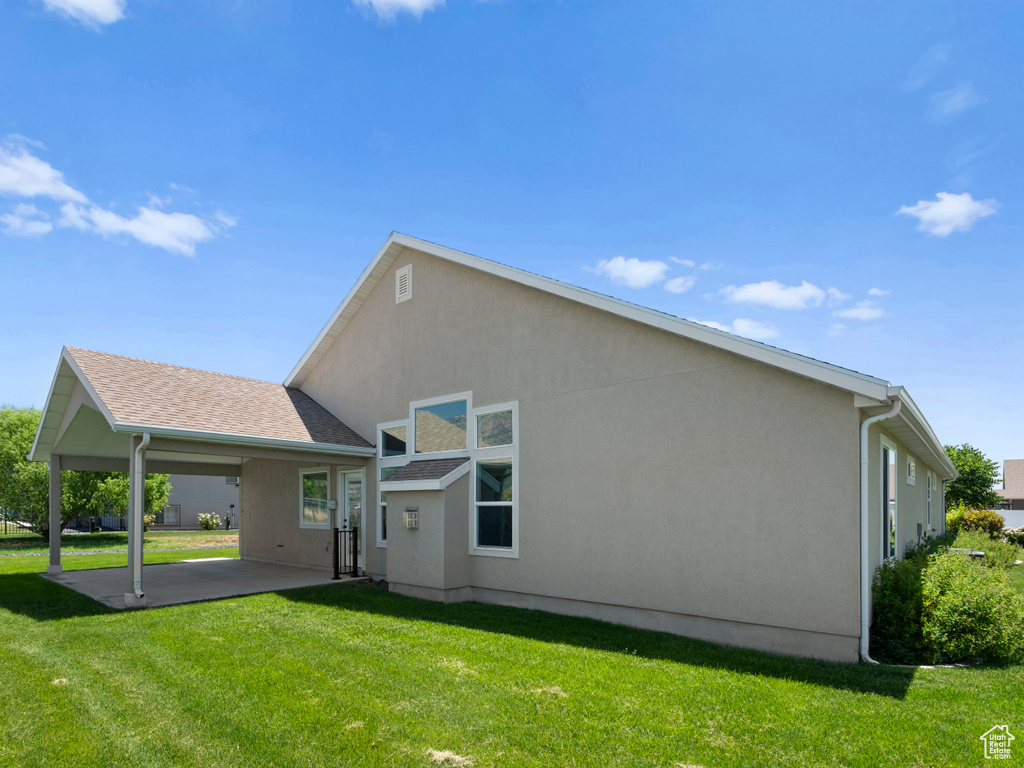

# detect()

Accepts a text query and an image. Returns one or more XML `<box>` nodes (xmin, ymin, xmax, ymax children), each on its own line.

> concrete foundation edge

<box><xmin>241</xmin><ymin>554</ymin><xmax>333</xmax><ymax>573</ymax></box>
<box><xmin>389</xmin><ymin>582</ymin><xmax>859</xmax><ymax>663</ymax></box>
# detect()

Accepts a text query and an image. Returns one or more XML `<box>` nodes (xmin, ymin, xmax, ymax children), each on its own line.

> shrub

<box><xmin>921</xmin><ymin>551</ymin><xmax>1024</xmax><ymax>665</ymax></box>
<box><xmin>142</xmin><ymin>513</ymin><xmax>155</xmax><ymax>532</ymax></box>
<box><xmin>952</xmin><ymin>530</ymin><xmax>1023</xmax><ymax>571</ymax></box>
<box><xmin>945</xmin><ymin>501</ymin><xmax>967</xmax><ymax>534</ymax></box>
<box><xmin>197</xmin><ymin>513</ymin><xmax>221</xmax><ymax>531</ymax></box>
<box><xmin>960</xmin><ymin>507</ymin><xmax>1005</xmax><ymax>536</ymax></box>
<box><xmin>1003</xmin><ymin>527</ymin><xmax>1024</xmax><ymax>548</ymax></box>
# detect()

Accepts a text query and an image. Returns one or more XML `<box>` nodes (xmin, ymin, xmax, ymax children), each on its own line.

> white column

<box><xmin>47</xmin><ymin>454</ymin><xmax>62</xmax><ymax>575</ymax></box>
<box><xmin>124</xmin><ymin>434</ymin><xmax>148</xmax><ymax>608</ymax></box>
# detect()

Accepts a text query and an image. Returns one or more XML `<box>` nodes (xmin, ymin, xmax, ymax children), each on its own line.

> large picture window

<box><xmin>300</xmin><ymin>468</ymin><xmax>329</xmax><ymax>528</ymax></box>
<box><xmin>414</xmin><ymin>398</ymin><xmax>467</xmax><ymax>454</ymax></box>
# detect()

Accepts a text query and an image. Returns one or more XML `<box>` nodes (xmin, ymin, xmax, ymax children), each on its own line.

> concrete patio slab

<box><xmin>43</xmin><ymin>558</ymin><xmax>366</xmax><ymax>609</ymax></box>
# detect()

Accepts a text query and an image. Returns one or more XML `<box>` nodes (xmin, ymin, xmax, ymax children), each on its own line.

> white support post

<box><xmin>47</xmin><ymin>454</ymin><xmax>62</xmax><ymax>575</ymax></box>
<box><xmin>125</xmin><ymin>434</ymin><xmax>149</xmax><ymax>608</ymax></box>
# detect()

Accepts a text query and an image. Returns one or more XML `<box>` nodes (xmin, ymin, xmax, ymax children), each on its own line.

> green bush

<box><xmin>197</xmin><ymin>513</ymin><xmax>221</xmax><ymax>531</ymax></box>
<box><xmin>952</xmin><ymin>530</ymin><xmax>1023</xmax><ymax>570</ymax></box>
<box><xmin>1003</xmin><ymin>527</ymin><xmax>1024</xmax><ymax>548</ymax></box>
<box><xmin>961</xmin><ymin>507</ymin><xmax>1005</xmax><ymax>536</ymax></box>
<box><xmin>921</xmin><ymin>551</ymin><xmax>1024</xmax><ymax>665</ymax></box>
<box><xmin>869</xmin><ymin>534</ymin><xmax>952</xmax><ymax>664</ymax></box>
<box><xmin>945</xmin><ymin>501</ymin><xmax>967</xmax><ymax>534</ymax></box>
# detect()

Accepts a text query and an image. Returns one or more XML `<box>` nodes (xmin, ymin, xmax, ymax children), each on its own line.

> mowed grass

<box><xmin>0</xmin><ymin>529</ymin><xmax>238</xmax><ymax>554</ymax></box>
<box><xmin>1</xmin><ymin>555</ymin><xmax>1021</xmax><ymax>767</ymax></box>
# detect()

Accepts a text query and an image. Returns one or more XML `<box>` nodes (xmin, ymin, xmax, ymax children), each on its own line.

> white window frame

<box><xmin>299</xmin><ymin>466</ymin><xmax>331</xmax><ymax>529</ymax></box>
<box><xmin>906</xmin><ymin>456</ymin><xmax>916</xmax><ymax>486</ymax></box>
<box><xmin>338</xmin><ymin>468</ymin><xmax>366</xmax><ymax>571</ymax></box>
<box><xmin>469</xmin><ymin>400</ymin><xmax>519</xmax><ymax>559</ymax></box>
<box><xmin>881</xmin><ymin>437</ymin><xmax>898</xmax><ymax>560</ymax></box>
<box><xmin>376</xmin><ymin>418</ymin><xmax>411</xmax><ymax>548</ymax></box>
<box><xmin>409</xmin><ymin>391</ymin><xmax>473</xmax><ymax>460</ymax></box>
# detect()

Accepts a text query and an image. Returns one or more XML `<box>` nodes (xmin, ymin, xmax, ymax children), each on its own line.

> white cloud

<box><xmin>731</xmin><ymin>318</ymin><xmax>779</xmax><ymax>340</ymax></box>
<box><xmin>688</xmin><ymin>317</ymin><xmax>779</xmax><ymax>341</ymax></box>
<box><xmin>664</xmin><ymin>276</ymin><xmax>696</xmax><ymax>294</ymax></box>
<box><xmin>836</xmin><ymin>301</ymin><xmax>884</xmax><ymax>321</ymax></box>
<box><xmin>41</xmin><ymin>0</ymin><xmax>126</xmax><ymax>27</ymax></box>
<box><xmin>898</xmin><ymin>191</ymin><xmax>998</xmax><ymax>236</ymax></box>
<box><xmin>868</xmin><ymin>288</ymin><xmax>890</xmax><ymax>297</ymax></box>
<box><xmin>1</xmin><ymin>203</ymin><xmax>52</xmax><ymax>236</ymax></box>
<box><xmin>826</xmin><ymin>287</ymin><xmax>850</xmax><ymax>305</ymax></box>
<box><xmin>721</xmin><ymin>280</ymin><xmax>825</xmax><ymax>310</ymax></box>
<box><xmin>671</xmin><ymin>257</ymin><xmax>695</xmax><ymax>268</ymax></box>
<box><xmin>699</xmin><ymin>261</ymin><xmax>721</xmax><ymax>271</ymax></box>
<box><xmin>351</xmin><ymin>0</ymin><xmax>443</xmax><ymax>21</ymax></box>
<box><xmin>901</xmin><ymin>43</ymin><xmax>952</xmax><ymax>92</ymax></box>
<box><xmin>593</xmin><ymin>256</ymin><xmax>669</xmax><ymax>289</ymax></box>
<box><xmin>930</xmin><ymin>82</ymin><xmax>980</xmax><ymax>120</ymax></box>
<box><xmin>0</xmin><ymin>139</ymin><xmax>234</xmax><ymax>255</ymax></box>
<box><xmin>87</xmin><ymin>205</ymin><xmax>222</xmax><ymax>257</ymax></box>
<box><xmin>0</xmin><ymin>143</ymin><xmax>87</xmax><ymax>202</ymax></box>
<box><xmin>827</xmin><ymin>324</ymin><xmax>848</xmax><ymax>337</ymax></box>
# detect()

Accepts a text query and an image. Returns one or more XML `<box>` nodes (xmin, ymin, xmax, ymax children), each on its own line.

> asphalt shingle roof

<box><xmin>384</xmin><ymin>458</ymin><xmax>469</xmax><ymax>482</ymax></box>
<box><xmin>67</xmin><ymin>347</ymin><xmax>371</xmax><ymax>448</ymax></box>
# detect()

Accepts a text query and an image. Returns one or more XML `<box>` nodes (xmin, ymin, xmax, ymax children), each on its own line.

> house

<box><xmin>995</xmin><ymin>459</ymin><xmax>1024</xmax><ymax>528</ymax></box>
<box><xmin>96</xmin><ymin>475</ymin><xmax>240</xmax><ymax>531</ymax></box>
<box><xmin>28</xmin><ymin>233</ymin><xmax>956</xmax><ymax>661</ymax></box>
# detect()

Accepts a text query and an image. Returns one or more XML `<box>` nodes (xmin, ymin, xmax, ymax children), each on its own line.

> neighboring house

<box><xmin>29</xmin><ymin>233</ymin><xmax>957</xmax><ymax>662</ymax></box>
<box><xmin>995</xmin><ymin>459</ymin><xmax>1024</xmax><ymax>528</ymax></box>
<box><xmin>98</xmin><ymin>475</ymin><xmax>240</xmax><ymax>530</ymax></box>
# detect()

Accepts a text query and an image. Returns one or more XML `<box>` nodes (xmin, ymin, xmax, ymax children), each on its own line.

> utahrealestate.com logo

<box><xmin>980</xmin><ymin>726</ymin><xmax>1015</xmax><ymax>760</ymax></box>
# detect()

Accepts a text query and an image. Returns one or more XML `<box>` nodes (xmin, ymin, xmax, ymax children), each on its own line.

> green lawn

<box><xmin>0</xmin><ymin>529</ymin><xmax>238</xmax><ymax>555</ymax></box>
<box><xmin>0</xmin><ymin>555</ymin><xmax>1020</xmax><ymax>766</ymax></box>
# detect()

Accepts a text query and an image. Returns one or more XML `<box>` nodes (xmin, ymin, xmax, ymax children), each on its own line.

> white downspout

<box><xmin>131</xmin><ymin>432</ymin><xmax>150</xmax><ymax>600</ymax></box>
<box><xmin>859</xmin><ymin>398</ymin><xmax>901</xmax><ymax>664</ymax></box>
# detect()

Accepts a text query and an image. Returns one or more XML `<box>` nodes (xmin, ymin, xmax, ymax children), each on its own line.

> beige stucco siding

<box><xmin>865</xmin><ymin>422</ymin><xmax>945</xmax><ymax>575</ymax></box>
<box><xmin>293</xmin><ymin>248</ymin><xmax>864</xmax><ymax>652</ymax></box>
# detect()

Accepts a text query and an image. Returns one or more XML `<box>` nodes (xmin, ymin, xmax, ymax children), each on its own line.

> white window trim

<box><xmin>409</xmin><ymin>391</ymin><xmax>473</xmax><ymax>459</ymax></box>
<box><xmin>881</xmin><ymin>437</ymin><xmax>898</xmax><ymax>560</ymax></box>
<box><xmin>299</xmin><ymin>466</ymin><xmax>331</xmax><ymax>529</ymax></box>
<box><xmin>469</xmin><ymin>400</ymin><xmax>519</xmax><ymax>559</ymax></box>
<box><xmin>906</xmin><ymin>456</ymin><xmax>916</xmax><ymax>486</ymax></box>
<box><xmin>474</xmin><ymin>402</ymin><xmax>516</xmax><ymax>450</ymax></box>
<box><xmin>926</xmin><ymin>469</ymin><xmax>935</xmax><ymax>529</ymax></box>
<box><xmin>378</xmin><ymin>418</ymin><xmax>410</xmax><ymax>462</ymax></box>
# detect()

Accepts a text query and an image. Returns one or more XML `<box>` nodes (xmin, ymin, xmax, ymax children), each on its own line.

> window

<box><xmin>882</xmin><ymin>440</ymin><xmax>897</xmax><ymax>559</ymax></box>
<box><xmin>378</xmin><ymin>466</ymin><xmax>400</xmax><ymax>545</ymax></box>
<box><xmin>476</xmin><ymin>409</ymin><xmax>513</xmax><ymax>448</ymax></box>
<box><xmin>226</xmin><ymin>476</ymin><xmax>239</xmax><ymax>486</ymax></box>
<box><xmin>300</xmin><ymin>468</ymin><xmax>330</xmax><ymax>528</ymax></box>
<box><xmin>414</xmin><ymin>397</ymin><xmax>467</xmax><ymax>454</ymax></box>
<box><xmin>156</xmin><ymin>505</ymin><xmax>180</xmax><ymax>526</ymax></box>
<box><xmin>381</xmin><ymin>424</ymin><xmax>407</xmax><ymax>457</ymax></box>
<box><xmin>926</xmin><ymin>470</ymin><xmax>935</xmax><ymax>528</ymax></box>
<box><xmin>475</xmin><ymin>459</ymin><xmax>513</xmax><ymax>548</ymax></box>
<box><xmin>906</xmin><ymin>458</ymin><xmax>916</xmax><ymax>485</ymax></box>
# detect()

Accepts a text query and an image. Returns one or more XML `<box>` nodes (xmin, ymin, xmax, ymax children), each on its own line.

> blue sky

<box><xmin>1</xmin><ymin>0</ymin><xmax>1021</xmax><ymax>468</ymax></box>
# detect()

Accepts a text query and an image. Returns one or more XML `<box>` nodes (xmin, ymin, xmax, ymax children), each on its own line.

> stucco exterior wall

<box><xmin>865</xmin><ymin>422</ymin><xmax>945</xmax><ymax>575</ymax></box>
<box><xmin>297</xmin><ymin>247</ymin><xmax>865</xmax><ymax>660</ymax></box>
<box><xmin>239</xmin><ymin>457</ymin><xmax>372</xmax><ymax>573</ymax></box>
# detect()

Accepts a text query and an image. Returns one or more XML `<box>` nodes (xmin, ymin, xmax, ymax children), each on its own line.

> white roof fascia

<box><xmin>28</xmin><ymin>347</ymin><xmax>118</xmax><ymax>462</ymax></box>
<box><xmin>285</xmin><ymin>233</ymin><xmax>892</xmax><ymax>401</ymax></box>
<box><xmin>888</xmin><ymin>387</ymin><xmax>957</xmax><ymax>480</ymax></box>
<box><xmin>110</xmin><ymin>422</ymin><xmax>376</xmax><ymax>458</ymax></box>
<box><xmin>379</xmin><ymin>461</ymin><xmax>470</xmax><ymax>492</ymax></box>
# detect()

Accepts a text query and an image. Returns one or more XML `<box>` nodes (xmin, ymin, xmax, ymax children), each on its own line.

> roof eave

<box><xmin>111</xmin><ymin>422</ymin><xmax>376</xmax><ymax>458</ymax></box>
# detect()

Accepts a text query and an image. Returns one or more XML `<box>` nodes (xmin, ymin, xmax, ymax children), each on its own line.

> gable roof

<box><xmin>286</xmin><ymin>233</ymin><xmax>893</xmax><ymax>400</ymax></box>
<box><xmin>29</xmin><ymin>347</ymin><xmax>373</xmax><ymax>462</ymax></box>
<box><xmin>285</xmin><ymin>233</ymin><xmax>956</xmax><ymax>480</ymax></box>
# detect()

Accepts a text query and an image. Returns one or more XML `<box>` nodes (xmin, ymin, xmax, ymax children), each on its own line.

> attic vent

<box><xmin>396</xmin><ymin>264</ymin><xmax>412</xmax><ymax>304</ymax></box>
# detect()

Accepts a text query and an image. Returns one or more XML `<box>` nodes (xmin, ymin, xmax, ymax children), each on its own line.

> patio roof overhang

<box><xmin>29</xmin><ymin>347</ymin><xmax>376</xmax><ymax>472</ymax></box>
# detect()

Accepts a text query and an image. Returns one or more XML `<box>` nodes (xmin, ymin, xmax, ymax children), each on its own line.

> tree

<box><xmin>944</xmin><ymin>443</ymin><xmax>1001</xmax><ymax>511</ymax></box>
<box><xmin>0</xmin><ymin>405</ymin><xmax>171</xmax><ymax>540</ymax></box>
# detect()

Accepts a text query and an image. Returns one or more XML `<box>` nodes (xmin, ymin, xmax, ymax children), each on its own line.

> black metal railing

<box><xmin>333</xmin><ymin>526</ymin><xmax>359</xmax><ymax>579</ymax></box>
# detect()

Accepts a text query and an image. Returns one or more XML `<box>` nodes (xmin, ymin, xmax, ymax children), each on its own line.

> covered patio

<box><xmin>43</xmin><ymin>558</ymin><xmax>366</xmax><ymax>609</ymax></box>
<box><xmin>29</xmin><ymin>347</ymin><xmax>375</xmax><ymax>608</ymax></box>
